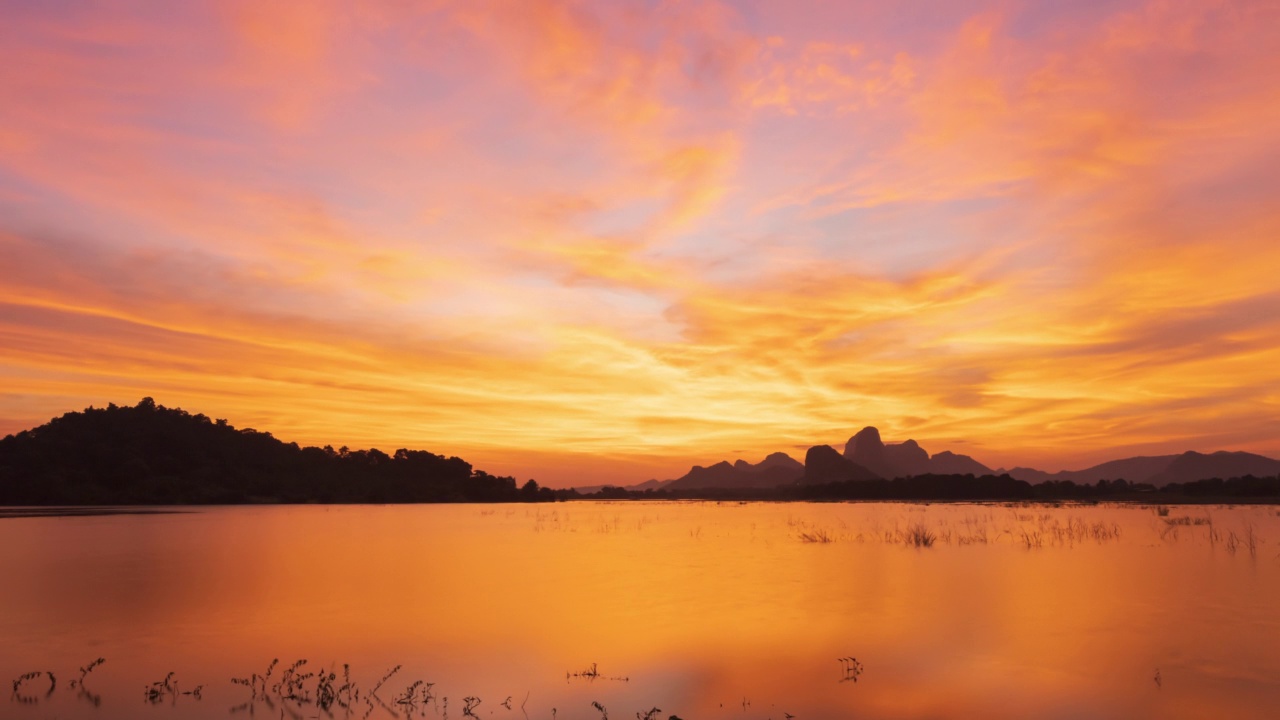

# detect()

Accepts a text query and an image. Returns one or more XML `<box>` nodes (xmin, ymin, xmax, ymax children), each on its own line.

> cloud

<box><xmin>3</xmin><ymin>0</ymin><xmax>1280</xmax><ymax>483</ymax></box>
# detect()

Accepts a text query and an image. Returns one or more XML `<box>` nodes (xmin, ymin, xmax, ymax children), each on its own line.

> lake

<box><xmin>1</xmin><ymin>502</ymin><xmax>1278</xmax><ymax>719</ymax></box>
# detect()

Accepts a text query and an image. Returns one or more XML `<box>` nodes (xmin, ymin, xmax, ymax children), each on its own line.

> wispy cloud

<box><xmin>3</xmin><ymin>0</ymin><xmax>1279</xmax><ymax>484</ymax></box>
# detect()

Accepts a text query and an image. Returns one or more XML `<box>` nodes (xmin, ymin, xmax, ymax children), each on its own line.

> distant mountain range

<box><xmin>1001</xmin><ymin>450</ymin><xmax>1280</xmax><ymax>487</ymax></box>
<box><xmin>583</xmin><ymin>426</ymin><xmax>1280</xmax><ymax>492</ymax></box>
<box><xmin>666</xmin><ymin>452</ymin><xmax>805</xmax><ymax>490</ymax></box>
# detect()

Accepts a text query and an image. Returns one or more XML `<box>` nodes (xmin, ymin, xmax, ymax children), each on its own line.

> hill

<box><xmin>0</xmin><ymin>398</ymin><xmax>551</xmax><ymax>505</ymax></box>
<box><xmin>666</xmin><ymin>452</ymin><xmax>805</xmax><ymax>490</ymax></box>
<box><xmin>1149</xmin><ymin>451</ymin><xmax>1280</xmax><ymax>486</ymax></box>
<box><xmin>1003</xmin><ymin>452</ymin><xmax>1280</xmax><ymax>487</ymax></box>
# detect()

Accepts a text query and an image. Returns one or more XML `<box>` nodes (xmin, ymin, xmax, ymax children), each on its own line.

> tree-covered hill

<box><xmin>0</xmin><ymin>398</ymin><xmax>553</xmax><ymax>505</ymax></box>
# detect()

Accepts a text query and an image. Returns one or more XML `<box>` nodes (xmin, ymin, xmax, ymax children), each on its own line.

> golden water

<box><xmin>1</xmin><ymin>502</ymin><xmax>1278</xmax><ymax>719</ymax></box>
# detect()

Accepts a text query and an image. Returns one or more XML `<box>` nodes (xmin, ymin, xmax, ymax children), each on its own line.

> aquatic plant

<box><xmin>142</xmin><ymin>672</ymin><xmax>199</xmax><ymax>702</ymax></box>
<box><xmin>838</xmin><ymin>657</ymin><xmax>864</xmax><ymax>682</ymax></box>
<box><xmin>232</xmin><ymin>657</ymin><xmax>278</xmax><ymax>698</ymax></box>
<box><xmin>338</xmin><ymin>663</ymin><xmax>356</xmax><ymax>707</ymax></box>
<box><xmin>11</xmin><ymin>671</ymin><xmax>55</xmax><ymax>701</ymax></box>
<box><xmin>276</xmin><ymin>659</ymin><xmax>314</xmax><ymax>701</ymax></box>
<box><xmin>370</xmin><ymin>664</ymin><xmax>401</xmax><ymax>697</ymax></box>
<box><xmin>70</xmin><ymin>658</ymin><xmax>105</xmax><ymax>690</ymax></box>
<box><xmin>397</xmin><ymin>680</ymin><xmax>435</xmax><ymax>709</ymax></box>
<box><xmin>316</xmin><ymin>669</ymin><xmax>341</xmax><ymax>710</ymax></box>
<box><xmin>568</xmin><ymin>662</ymin><xmax>629</xmax><ymax>682</ymax></box>
<box><xmin>799</xmin><ymin>528</ymin><xmax>834</xmax><ymax>543</ymax></box>
<box><xmin>904</xmin><ymin>523</ymin><xmax>936</xmax><ymax>548</ymax></box>
<box><xmin>144</xmin><ymin>672</ymin><xmax>175</xmax><ymax>703</ymax></box>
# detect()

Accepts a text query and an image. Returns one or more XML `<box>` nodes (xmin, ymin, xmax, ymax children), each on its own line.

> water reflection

<box><xmin>0</xmin><ymin>502</ymin><xmax>1277</xmax><ymax>719</ymax></box>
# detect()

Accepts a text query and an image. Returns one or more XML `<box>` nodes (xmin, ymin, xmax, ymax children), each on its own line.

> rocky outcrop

<box><xmin>804</xmin><ymin>445</ymin><xmax>880</xmax><ymax>484</ymax></box>
<box><xmin>844</xmin><ymin>426</ymin><xmax>891</xmax><ymax>477</ymax></box>
<box><xmin>842</xmin><ymin>427</ymin><xmax>990</xmax><ymax>478</ymax></box>
<box><xmin>884</xmin><ymin>439</ymin><xmax>931</xmax><ymax>476</ymax></box>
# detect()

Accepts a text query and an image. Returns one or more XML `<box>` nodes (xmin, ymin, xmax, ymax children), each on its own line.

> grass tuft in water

<box><xmin>799</xmin><ymin>528</ymin><xmax>834</xmax><ymax>543</ymax></box>
<box><xmin>904</xmin><ymin>523</ymin><xmax>936</xmax><ymax>548</ymax></box>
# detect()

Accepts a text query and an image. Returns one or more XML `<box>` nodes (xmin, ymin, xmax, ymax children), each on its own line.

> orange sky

<box><xmin>2</xmin><ymin>0</ymin><xmax>1279</xmax><ymax>486</ymax></box>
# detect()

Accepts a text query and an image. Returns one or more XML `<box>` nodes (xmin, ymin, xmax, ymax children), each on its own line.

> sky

<box><xmin>2</xmin><ymin>0</ymin><xmax>1279</xmax><ymax>486</ymax></box>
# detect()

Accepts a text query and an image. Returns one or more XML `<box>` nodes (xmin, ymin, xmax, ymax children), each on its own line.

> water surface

<box><xmin>1</xmin><ymin>502</ymin><xmax>1278</xmax><ymax>719</ymax></box>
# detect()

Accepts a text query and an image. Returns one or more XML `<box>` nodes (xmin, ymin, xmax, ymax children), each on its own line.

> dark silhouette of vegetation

<box><xmin>838</xmin><ymin>656</ymin><xmax>864</xmax><ymax>683</ymax></box>
<box><xmin>3</xmin><ymin>398</ymin><xmax>1276</xmax><ymax>506</ymax></box>
<box><xmin>573</xmin><ymin>473</ymin><xmax>1280</xmax><ymax>503</ymax></box>
<box><xmin>0</xmin><ymin>399</ymin><xmax>557</xmax><ymax>505</ymax></box>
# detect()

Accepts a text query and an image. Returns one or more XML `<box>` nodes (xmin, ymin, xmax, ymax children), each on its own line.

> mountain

<box><xmin>843</xmin><ymin>426</ymin><xmax>991</xmax><ymax>478</ymax></box>
<box><xmin>1004</xmin><ymin>452</ymin><xmax>1280</xmax><ymax>487</ymax></box>
<box><xmin>573</xmin><ymin>477</ymin><xmax>675</xmax><ymax>494</ymax></box>
<box><xmin>844</xmin><ymin>427</ymin><xmax>893</xmax><ymax>477</ymax></box>
<box><xmin>1149</xmin><ymin>451</ymin><xmax>1280</xmax><ymax>486</ymax></box>
<box><xmin>660</xmin><ymin>427</ymin><xmax>994</xmax><ymax>491</ymax></box>
<box><xmin>664</xmin><ymin>425</ymin><xmax>1278</xmax><ymax>491</ymax></box>
<box><xmin>928</xmin><ymin>450</ymin><xmax>991</xmax><ymax>476</ymax></box>
<box><xmin>884</xmin><ymin>439</ymin><xmax>931</xmax><ymax>476</ymax></box>
<box><xmin>1003</xmin><ymin>456</ymin><xmax>1176</xmax><ymax>484</ymax></box>
<box><xmin>804</xmin><ymin>444</ymin><xmax>880</xmax><ymax>484</ymax></box>
<box><xmin>595</xmin><ymin>426</ymin><xmax>1280</xmax><ymax>494</ymax></box>
<box><xmin>756</xmin><ymin>451</ymin><xmax>806</xmax><ymax>473</ymax></box>
<box><xmin>666</xmin><ymin>452</ymin><xmax>804</xmax><ymax>490</ymax></box>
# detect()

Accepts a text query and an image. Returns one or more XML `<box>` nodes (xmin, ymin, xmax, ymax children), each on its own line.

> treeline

<box><xmin>0</xmin><ymin>399</ymin><xmax>557</xmax><ymax>505</ymax></box>
<box><xmin>4</xmin><ymin>400</ymin><xmax>1278</xmax><ymax>506</ymax></box>
<box><xmin>579</xmin><ymin>474</ymin><xmax>1280</xmax><ymax>502</ymax></box>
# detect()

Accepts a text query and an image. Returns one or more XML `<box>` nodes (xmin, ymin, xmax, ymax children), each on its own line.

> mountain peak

<box><xmin>805</xmin><ymin>445</ymin><xmax>879</xmax><ymax>484</ymax></box>
<box><xmin>844</xmin><ymin>426</ymin><xmax>883</xmax><ymax>453</ymax></box>
<box><xmin>758</xmin><ymin>451</ymin><xmax>804</xmax><ymax>471</ymax></box>
<box><xmin>844</xmin><ymin>426</ymin><xmax>891</xmax><ymax>476</ymax></box>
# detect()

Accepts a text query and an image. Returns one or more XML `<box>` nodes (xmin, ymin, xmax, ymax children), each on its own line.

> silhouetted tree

<box><xmin>0</xmin><ymin>400</ymin><xmax>533</xmax><ymax>505</ymax></box>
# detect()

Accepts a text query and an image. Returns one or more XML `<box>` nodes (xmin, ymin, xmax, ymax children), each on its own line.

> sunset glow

<box><xmin>3</xmin><ymin>0</ymin><xmax>1279</xmax><ymax>485</ymax></box>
